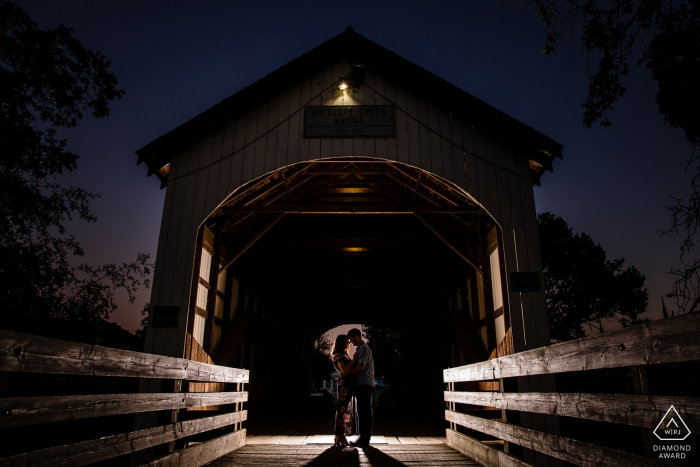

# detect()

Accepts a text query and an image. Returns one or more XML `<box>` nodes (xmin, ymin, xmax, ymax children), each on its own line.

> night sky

<box><xmin>16</xmin><ymin>0</ymin><xmax>690</xmax><ymax>333</ymax></box>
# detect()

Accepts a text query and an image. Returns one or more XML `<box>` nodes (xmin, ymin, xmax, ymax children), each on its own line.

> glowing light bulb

<box><xmin>339</xmin><ymin>82</ymin><xmax>348</xmax><ymax>90</ymax></box>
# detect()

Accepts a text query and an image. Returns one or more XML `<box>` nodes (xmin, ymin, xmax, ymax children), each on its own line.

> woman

<box><xmin>331</xmin><ymin>334</ymin><xmax>356</xmax><ymax>447</ymax></box>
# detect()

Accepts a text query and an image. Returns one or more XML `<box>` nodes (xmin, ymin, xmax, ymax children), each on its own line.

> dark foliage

<box><xmin>309</xmin><ymin>334</ymin><xmax>332</xmax><ymax>387</ymax></box>
<box><xmin>361</xmin><ymin>325</ymin><xmax>401</xmax><ymax>387</ymax></box>
<box><xmin>539</xmin><ymin>213</ymin><xmax>648</xmax><ymax>341</ymax></box>
<box><xmin>534</xmin><ymin>0</ymin><xmax>699</xmax><ymax>140</ymax></box>
<box><xmin>533</xmin><ymin>1</ymin><xmax>700</xmax><ymax>314</ymax></box>
<box><xmin>0</xmin><ymin>1</ymin><xmax>148</xmax><ymax>346</ymax></box>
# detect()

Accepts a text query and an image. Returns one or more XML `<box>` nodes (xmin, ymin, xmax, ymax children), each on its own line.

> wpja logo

<box><xmin>653</xmin><ymin>405</ymin><xmax>692</xmax><ymax>460</ymax></box>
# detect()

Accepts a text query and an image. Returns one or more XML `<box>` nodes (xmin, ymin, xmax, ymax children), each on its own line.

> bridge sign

<box><xmin>509</xmin><ymin>272</ymin><xmax>541</xmax><ymax>292</ymax></box>
<box><xmin>304</xmin><ymin>105</ymin><xmax>395</xmax><ymax>137</ymax></box>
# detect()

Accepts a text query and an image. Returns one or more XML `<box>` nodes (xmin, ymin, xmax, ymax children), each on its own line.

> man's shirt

<box><xmin>354</xmin><ymin>341</ymin><xmax>375</xmax><ymax>387</ymax></box>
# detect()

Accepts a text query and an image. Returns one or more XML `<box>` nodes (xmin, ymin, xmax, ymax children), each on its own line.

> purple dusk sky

<box><xmin>16</xmin><ymin>0</ymin><xmax>691</xmax><ymax>333</ymax></box>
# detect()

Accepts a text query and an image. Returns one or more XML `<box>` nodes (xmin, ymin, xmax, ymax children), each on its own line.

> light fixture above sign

<box><xmin>338</xmin><ymin>80</ymin><xmax>348</xmax><ymax>90</ymax></box>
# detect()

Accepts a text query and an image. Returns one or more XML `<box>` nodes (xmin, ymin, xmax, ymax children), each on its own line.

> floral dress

<box><xmin>332</xmin><ymin>352</ymin><xmax>356</xmax><ymax>436</ymax></box>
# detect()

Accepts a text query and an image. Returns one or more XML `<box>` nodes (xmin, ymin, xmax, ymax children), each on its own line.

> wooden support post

<box><xmin>186</xmin><ymin>226</ymin><xmax>205</xmax><ymax>357</ymax></box>
<box><xmin>631</xmin><ymin>365</ymin><xmax>654</xmax><ymax>455</ymax></box>
<box><xmin>204</xmin><ymin>218</ymin><xmax>223</xmax><ymax>354</ymax></box>
<box><xmin>221</xmin><ymin>269</ymin><xmax>234</xmax><ymax>346</ymax></box>
<box><xmin>495</xmin><ymin>227</ymin><xmax>511</xmax><ymax>332</ymax></box>
<box><xmin>478</xmin><ymin>219</ymin><xmax>497</xmax><ymax>352</ymax></box>
<box><xmin>468</xmin><ymin>267</ymin><xmax>481</xmax><ymax>341</ymax></box>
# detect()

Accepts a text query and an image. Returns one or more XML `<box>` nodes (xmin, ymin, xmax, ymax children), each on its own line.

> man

<box><xmin>340</xmin><ymin>328</ymin><xmax>375</xmax><ymax>447</ymax></box>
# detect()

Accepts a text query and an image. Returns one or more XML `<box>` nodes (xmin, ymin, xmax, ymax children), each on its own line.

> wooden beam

<box><xmin>313</xmin><ymin>196</ymin><xmax>388</xmax><ymax>203</ymax></box>
<box><xmin>0</xmin><ymin>330</ymin><xmax>249</xmax><ymax>383</ymax></box>
<box><xmin>222</xmin><ymin>205</ymin><xmax>480</xmax><ymax>214</ymax></box>
<box><xmin>445</xmin><ymin>410</ymin><xmax>674</xmax><ymax>467</ymax></box>
<box><xmin>306</xmin><ymin>167</ymin><xmax>395</xmax><ymax>174</ymax></box>
<box><xmin>223</xmin><ymin>171</ymin><xmax>317</xmax><ymax>230</ymax></box>
<box><xmin>280</xmin><ymin>170</ymin><xmax>293</xmax><ymax>201</ymax></box>
<box><xmin>446</xmin><ymin>429</ymin><xmax>534</xmax><ymax>467</ymax></box>
<box><xmin>414</xmin><ymin>213</ymin><xmax>482</xmax><ymax>273</ymax></box>
<box><xmin>389</xmin><ymin>163</ymin><xmax>466</xmax><ymax>206</ymax></box>
<box><xmin>444</xmin><ymin>312</ymin><xmax>700</xmax><ymax>382</ymax></box>
<box><xmin>307</xmin><ymin>177</ymin><xmax>397</xmax><ymax>185</ymax></box>
<box><xmin>237</xmin><ymin>176</ymin><xmax>286</xmax><ymax>206</ymax></box>
<box><xmin>274</xmin><ymin>238</ymin><xmax>414</xmax><ymax>247</ymax></box>
<box><xmin>0</xmin><ymin>412</ymin><xmax>246</xmax><ymax>467</ymax></box>
<box><xmin>224</xmin><ymin>177</ymin><xmax>322</xmax><ymax>233</ymax></box>
<box><xmin>383</xmin><ymin>173</ymin><xmax>440</xmax><ymax>206</ymax></box>
<box><xmin>444</xmin><ymin>391</ymin><xmax>700</xmax><ymax>431</ymax></box>
<box><xmin>0</xmin><ymin>392</ymin><xmax>247</xmax><ymax>429</ymax></box>
<box><xmin>223</xmin><ymin>162</ymin><xmax>313</xmax><ymax>207</ymax></box>
<box><xmin>219</xmin><ymin>213</ymin><xmax>285</xmax><ymax>274</ymax></box>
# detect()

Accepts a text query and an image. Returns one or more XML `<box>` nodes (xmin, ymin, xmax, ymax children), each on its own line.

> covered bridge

<box><xmin>133</xmin><ymin>26</ymin><xmax>563</xmax><ymax>465</ymax></box>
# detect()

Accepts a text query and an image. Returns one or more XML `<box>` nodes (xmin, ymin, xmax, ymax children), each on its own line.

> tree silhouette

<box><xmin>539</xmin><ymin>213</ymin><xmax>649</xmax><ymax>341</ymax></box>
<box><xmin>0</xmin><ymin>1</ymin><xmax>149</xmax><ymax>345</ymax></box>
<box><xmin>309</xmin><ymin>334</ymin><xmax>332</xmax><ymax>387</ymax></box>
<box><xmin>361</xmin><ymin>325</ymin><xmax>400</xmax><ymax>387</ymax></box>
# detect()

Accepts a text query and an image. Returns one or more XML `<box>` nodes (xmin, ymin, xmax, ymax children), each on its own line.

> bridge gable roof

<box><xmin>136</xmin><ymin>27</ymin><xmax>562</xmax><ymax>187</ymax></box>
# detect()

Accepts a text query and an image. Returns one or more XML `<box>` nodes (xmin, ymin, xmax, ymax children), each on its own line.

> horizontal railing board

<box><xmin>444</xmin><ymin>312</ymin><xmax>700</xmax><ymax>382</ymax></box>
<box><xmin>0</xmin><ymin>410</ymin><xmax>246</xmax><ymax>467</ymax></box>
<box><xmin>446</xmin><ymin>429</ymin><xmax>534</xmax><ymax>467</ymax></box>
<box><xmin>142</xmin><ymin>429</ymin><xmax>246</xmax><ymax>467</ymax></box>
<box><xmin>0</xmin><ymin>391</ymin><xmax>247</xmax><ymax>428</ymax></box>
<box><xmin>445</xmin><ymin>410</ymin><xmax>675</xmax><ymax>467</ymax></box>
<box><xmin>444</xmin><ymin>391</ymin><xmax>700</xmax><ymax>432</ymax></box>
<box><xmin>184</xmin><ymin>360</ymin><xmax>247</xmax><ymax>383</ymax></box>
<box><xmin>0</xmin><ymin>330</ymin><xmax>248</xmax><ymax>383</ymax></box>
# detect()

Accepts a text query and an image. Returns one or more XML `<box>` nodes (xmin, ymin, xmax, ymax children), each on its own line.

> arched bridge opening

<box><xmin>185</xmin><ymin>157</ymin><xmax>512</xmax><ymax>423</ymax></box>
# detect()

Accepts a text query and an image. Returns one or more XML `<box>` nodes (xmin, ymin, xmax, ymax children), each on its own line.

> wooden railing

<box><xmin>444</xmin><ymin>312</ymin><xmax>700</xmax><ymax>467</ymax></box>
<box><xmin>0</xmin><ymin>331</ymin><xmax>249</xmax><ymax>466</ymax></box>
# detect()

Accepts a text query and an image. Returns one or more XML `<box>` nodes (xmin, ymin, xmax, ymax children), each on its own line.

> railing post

<box><xmin>631</xmin><ymin>365</ymin><xmax>653</xmax><ymax>455</ymax></box>
<box><xmin>168</xmin><ymin>379</ymin><xmax>182</xmax><ymax>453</ymax></box>
<box><xmin>449</xmin><ymin>381</ymin><xmax>455</xmax><ymax>431</ymax></box>
<box><xmin>236</xmin><ymin>382</ymin><xmax>243</xmax><ymax>431</ymax></box>
<box><xmin>498</xmin><ymin>377</ymin><xmax>509</xmax><ymax>453</ymax></box>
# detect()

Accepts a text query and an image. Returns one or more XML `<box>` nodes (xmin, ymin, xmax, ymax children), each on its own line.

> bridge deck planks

<box><xmin>207</xmin><ymin>444</ymin><xmax>479</xmax><ymax>466</ymax></box>
<box><xmin>244</xmin><ymin>414</ymin><xmax>447</xmax><ymax>446</ymax></box>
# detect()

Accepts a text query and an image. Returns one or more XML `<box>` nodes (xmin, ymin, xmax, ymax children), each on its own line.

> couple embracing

<box><xmin>330</xmin><ymin>328</ymin><xmax>374</xmax><ymax>447</ymax></box>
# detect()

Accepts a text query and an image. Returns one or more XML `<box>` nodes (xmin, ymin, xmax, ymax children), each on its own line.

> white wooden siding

<box><xmin>144</xmin><ymin>58</ymin><xmax>552</xmax><ymax>367</ymax></box>
<box><xmin>193</xmin><ymin>314</ymin><xmax>205</xmax><ymax>345</ymax></box>
<box><xmin>195</xmin><ymin>283</ymin><xmax>207</xmax><ymax>311</ymax></box>
<box><xmin>489</xmin><ymin>248</ymin><xmax>503</xmax><ymax>312</ymax></box>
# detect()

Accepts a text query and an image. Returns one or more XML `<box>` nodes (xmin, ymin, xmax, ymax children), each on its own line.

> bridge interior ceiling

<box><xmin>207</xmin><ymin>158</ymin><xmax>495</xmax><ymax>338</ymax></box>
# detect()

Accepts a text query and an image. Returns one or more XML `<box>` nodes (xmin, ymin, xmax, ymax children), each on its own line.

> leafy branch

<box><xmin>534</xmin><ymin>1</ymin><xmax>700</xmax><ymax>314</ymax></box>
